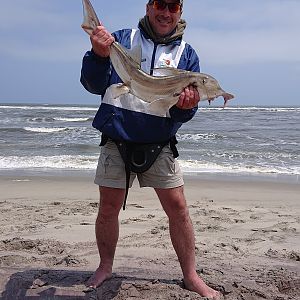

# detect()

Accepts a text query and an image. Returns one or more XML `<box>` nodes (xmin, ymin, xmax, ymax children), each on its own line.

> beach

<box><xmin>0</xmin><ymin>173</ymin><xmax>299</xmax><ymax>299</ymax></box>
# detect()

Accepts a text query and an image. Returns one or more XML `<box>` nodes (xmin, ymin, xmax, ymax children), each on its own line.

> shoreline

<box><xmin>1</xmin><ymin>167</ymin><xmax>299</xmax><ymax>185</ymax></box>
<box><xmin>0</xmin><ymin>171</ymin><xmax>299</xmax><ymax>299</ymax></box>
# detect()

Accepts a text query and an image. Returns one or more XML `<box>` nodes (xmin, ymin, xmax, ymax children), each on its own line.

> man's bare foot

<box><xmin>86</xmin><ymin>266</ymin><xmax>112</xmax><ymax>288</ymax></box>
<box><xmin>183</xmin><ymin>276</ymin><xmax>222</xmax><ymax>299</ymax></box>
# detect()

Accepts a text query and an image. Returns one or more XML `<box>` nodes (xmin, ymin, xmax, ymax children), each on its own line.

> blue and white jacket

<box><xmin>80</xmin><ymin>27</ymin><xmax>200</xmax><ymax>143</ymax></box>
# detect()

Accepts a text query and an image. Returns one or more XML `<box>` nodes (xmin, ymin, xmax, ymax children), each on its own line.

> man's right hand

<box><xmin>90</xmin><ymin>25</ymin><xmax>115</xmax><ymax>58</ymax></box>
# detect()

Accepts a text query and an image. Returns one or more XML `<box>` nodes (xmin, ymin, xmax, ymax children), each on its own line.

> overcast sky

<box><xmin>0</xmin><ymin>0</ymin><xmax>299</xmax><ymax>106</ymax></box>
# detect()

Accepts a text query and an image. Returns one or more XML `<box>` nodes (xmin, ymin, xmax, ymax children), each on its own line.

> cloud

<box><xmin>184</xmin><ymin>0</ymin><xmax>300</xmax><ymax>29</ymax></box>
<box><xmin>0</xmin><ymin>0</ymin><xmax>144</xmax><ymax>62</ymax></box>
<box><xmin>0</xmin><ymin>35</ymin><xmax>89</xmax><ymax>63</ymax></box>
<box><xmin>183</xmin><ymin>0</ymin><xmax>300</xmax><ymax>65</ymax></box>
<box><xmin>0</xmin><ymin>1</ymin><xmax>75</xmax><ymax>30</ymax></box>
<box><xmin>0</xmin><ymin>0</ymin><xmax>88</xmax><ymax>62</ymax></box>
<box><xmin>0</xmin><ymin>0</ymin><xmax>299</xmax><ymax>105</ymax></box>
<box><xmin>187</xmin><ymin>27</ymin><xmax>300</xmax><ymax>65</ymax></box>
<box><xmin>0</xmin><ymin>0</ymin><xmax>299</xmax><ymax>66</ymax></box>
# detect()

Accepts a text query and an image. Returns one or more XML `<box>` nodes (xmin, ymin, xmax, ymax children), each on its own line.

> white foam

<box><xmin>178</xmin><ymin>159</ymin><xmax>300</xmax><ymax>176</ymax></box>
<box><xmin>1</xmin><ymin>155</ymin><xmax>298</xmax><ymax>176</ymax></box>
<box><xmin>0</xmin><ymin>155</ymin><xmax>98</xmax><ymax>170</ymax></box>
<box><xmin>0</xmin><ymin>105</ymin><xmax>97</xmax><ymax>111</ymax></box>
<box><xmin>12</xmin><ymin>179</ymin><xmax>31</xmax><ymax>182</ymax></box>
<box><xmin>178</xmin><ymin>133</ymin><xmax>224</xmax><ymax>142</ymax></box>
<box><xmin>54</xmin><ymin>117</ymin><xmax>90</xmax><ymax>122</ymax></box>
<box><xmin>1</xmin><ymin>105</ymin><xmax>299</xmax><ymax>113</ymax></box>
<box><xmin>198</xmin><ymin>106</ymin><xmax>300</xmax><ymax>112</ymax></box>
<box><xmin>24</xmin><ymin>127</ymin><xmax>68</xmax><ymax>133</ymax></box>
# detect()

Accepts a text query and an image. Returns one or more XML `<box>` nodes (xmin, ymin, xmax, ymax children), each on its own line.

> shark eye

<box><xmin>202</xmin><ymin>76</ymin><xmax>209</xmax><ymax>84</ymax></box>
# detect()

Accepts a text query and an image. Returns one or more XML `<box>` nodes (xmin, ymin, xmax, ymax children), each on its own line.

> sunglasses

<box><xmin>152</xmin><ymin>1</ymin><xmax>182</xmax><ymax>13</ymax></box>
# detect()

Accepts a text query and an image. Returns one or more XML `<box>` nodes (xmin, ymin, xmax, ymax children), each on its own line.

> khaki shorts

<box><xmin>94</xmin><ymin>140</ymin><xmax>184</xmax><ymax>189</ymax></box>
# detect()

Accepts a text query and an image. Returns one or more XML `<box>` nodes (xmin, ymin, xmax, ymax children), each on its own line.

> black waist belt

<box><xmin>100</xmin><ymin>134</ymin><xmax>179</xmax><ymax>210</ymax></box>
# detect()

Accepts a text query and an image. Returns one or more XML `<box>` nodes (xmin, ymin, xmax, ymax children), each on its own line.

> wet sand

<box><xmin>0</xmin><ymin>173</ymin><xmax>299</xmax><ymax>299</ymax></box>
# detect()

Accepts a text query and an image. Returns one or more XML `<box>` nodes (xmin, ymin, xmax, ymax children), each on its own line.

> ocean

<box><xmin>0</xmin><ymin>104</ymin><xmax>299</xmax><ymax>183</ymax></box>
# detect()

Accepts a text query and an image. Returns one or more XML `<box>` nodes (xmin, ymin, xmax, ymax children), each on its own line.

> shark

<box><xmin>81</xmin><ymin>0</ymin><xmax>234</xmax><ymax>112</ymax></box>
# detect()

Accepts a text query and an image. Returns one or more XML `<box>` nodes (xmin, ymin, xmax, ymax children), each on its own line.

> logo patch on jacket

<box><xmin>157</xmin><ymin>54</ymin><xmax>176</xmax><ymax>68</ymax></box>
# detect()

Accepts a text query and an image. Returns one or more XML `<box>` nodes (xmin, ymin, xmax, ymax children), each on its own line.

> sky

<box><xmin>0</xmin><ymin>0</ymin><xmax>299</xmax><ymax>106</ymax></box>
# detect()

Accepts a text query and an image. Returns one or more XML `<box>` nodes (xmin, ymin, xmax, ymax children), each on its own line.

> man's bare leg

<box><xmin>87</xmin><ymin>186</ymin><xmax>124</xmax><ymax>288</ymax></box>
<box><xmin>156</xmin><ymin>186</ymin><xmax>221</xmax><ymax>299</ymax></box>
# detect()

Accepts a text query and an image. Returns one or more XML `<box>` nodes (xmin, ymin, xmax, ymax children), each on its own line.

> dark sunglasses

<box><xmin>152</xmin><ymin>1</ymin><xmax>182</xmax><ymax>13</ymax></box>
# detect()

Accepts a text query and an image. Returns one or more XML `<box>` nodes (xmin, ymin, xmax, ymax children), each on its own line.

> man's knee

<box><xmin>157</xmin><ymin>187</ymin><xmax>189</xmax><ymax>219</ymax></box>
<box><xmin>98</xmin><ymin>187</ymin><xmax>124</xmax><ymax>219</ymax></box>
<box><xmin>169</xmin><ymin>201</ymin><xmax>189</xmax><ymax>221</ymax></box>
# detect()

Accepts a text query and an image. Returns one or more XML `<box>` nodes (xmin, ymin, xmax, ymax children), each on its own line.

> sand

<box><xmin>0</xmin><ymin>172</ymin><xmax>299</xmax><ymax>299</ymax></box>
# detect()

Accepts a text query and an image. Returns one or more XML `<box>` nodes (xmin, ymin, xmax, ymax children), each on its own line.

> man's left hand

<box><xmin>176</xmin><ymin>85</ymin><xmax>200</xmax><ymax>109</ymax></box>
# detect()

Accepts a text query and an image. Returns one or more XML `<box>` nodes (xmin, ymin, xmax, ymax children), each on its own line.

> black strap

<box><xmin>99</xmin><ymin>133</ymin><xmax>109</xmax><ymax>146</ymax></box>
<box><xmin>99</xmin><ymin>134</ymin><xmax>179</xmax><ymax>210</ymax></box>
<box><xmin>115</xmin><ymin>140</ymin><xmax>169</xmax><ymax>210</ymax></box>
<box><xmin>123</xmin><ymin>144</ymin><xmax>132</xmax><ymax>210</ymax></box>
<box><xmin>169</xmin><ymin>136</ymin><xmax>179</xmax><ymax>158</ymax></box>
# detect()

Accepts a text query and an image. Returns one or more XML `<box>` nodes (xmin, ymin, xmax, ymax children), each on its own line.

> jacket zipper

<box><xmin>150</xmin><ymin>44</ymin><xmax>158</xmax><ymax>76</ymax></box>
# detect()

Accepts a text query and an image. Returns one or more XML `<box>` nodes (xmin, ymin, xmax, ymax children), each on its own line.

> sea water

<box><xmin>0</xmin><ymin>104</ymin><xmax>299</xmax><ymax>183</ymax></box>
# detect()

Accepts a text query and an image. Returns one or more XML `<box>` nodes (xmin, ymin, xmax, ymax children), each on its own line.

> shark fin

<box><xmin>81</xmin><ymin>0</ymin><xmax>100</xmax><ymax>35</ymax></box>
<box><xmin>110</xmin><ymin>83</ymin><xmax>130</xmax><ymax>99</ymax></box>
<box><xmin>148</xmin><ymin>97</ymin><xmax>175</xmax><ymax>113</ymax></box>
<box><xmin>117</xmin><ymin>43</ymin><xmax>142</xmax><ymax>68</ymax></box>
<box><xmin>152</xmin><ymin>67</ymin><xmax>189</xmax><ymax>77</ymax></box>
<box><xmin>128</xmin><ymin>45</ymin><xmax>142</xmax><ymax>67</ymax></box>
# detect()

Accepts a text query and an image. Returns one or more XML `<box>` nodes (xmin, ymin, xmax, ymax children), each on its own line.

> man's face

<box><xmin>146</xmin><ymin>0</ymin><xmax>182</xmax><ymax>37</ymax></box>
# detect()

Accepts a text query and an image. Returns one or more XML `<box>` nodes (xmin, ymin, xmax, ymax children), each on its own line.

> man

<box><xmin>80</xmin><ymin>0</ymin><xmax>221</xmax><ymax>298</ymax></box>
